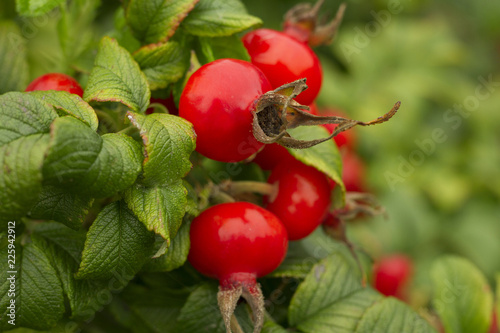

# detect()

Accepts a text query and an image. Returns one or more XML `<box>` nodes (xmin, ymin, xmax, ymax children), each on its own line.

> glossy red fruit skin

<box><xmin>373</xmin><ymin>254</ymin><xmax>413</xmax><ymax>299</ymax></box>
<box><xmin>188</xmin><ymin>202</ymin><xmax>288</xmax><ymax>285</ymax></box>
<box><xmin>179</xmin><ymin>59</ymin><xmax>272</xmax><ymax>162</ymax></box>
<box><xmin>266</xmin><ymin>161</ymin><xmax>331</xmax><ymax>240</ymax></box>
<box><xmin>342</xmin><ymin>151</ymin><xmax>366</xmax><ymax>192</ymax></box>
<box><xmin>242</xmin><ymin>29</ymin><xmax>322</xmax><ymax>106</ymax></box>
<box><xmin>25</xmin><ymin>73</ymin><xmax>84</xmax><ymax>97</ymax></box>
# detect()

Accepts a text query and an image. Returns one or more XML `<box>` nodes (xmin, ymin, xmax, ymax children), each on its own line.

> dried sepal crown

<box><xmin>283</xmin><ymin>0</ymin><xmax>347</xmax><ymax>46</ymax></box>
<box><xmin>252</xmin><ymin>79</ymin><xmax>401</xmax><ymax>149</ymax></box>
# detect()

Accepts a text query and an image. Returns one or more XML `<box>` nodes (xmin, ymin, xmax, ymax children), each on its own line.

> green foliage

<box><xmin>180</xmin><ymin>0</ymin><xmax>262</xmax><ymax>37</ymax></box>
<box><xmin>125</xmin><ymin>0</ymin><xmax>199</xmax><ymax>45</ymax></box>
<box><xmin>15</xmin><ymin>0</ymin><xmax>64</xmax><ymax>17</ymax></box>
<box><xmin>431</xmin><ymin>256</ymin><xmax>493</xmax><ymax>333</ymax></box>
<box><xmin>1</xmin><ymin>0</ymin><xmax>497</xmax><ymax>332</ymax></box>
<box><xmin>0</xmin><ymin>21</ymin><xmax>28</xmax><ymax>93</ymax></box>
<box><xmin>84</xmin><ymin>37</ymin><xmax>151</xmax><ymax>113</ymax></box>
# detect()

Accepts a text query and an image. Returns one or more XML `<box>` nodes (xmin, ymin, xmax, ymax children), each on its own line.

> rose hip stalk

<box><xmin>188</xmin><ymin>202</ymin><xmax>288</xmax><ymax>333</ymax></box>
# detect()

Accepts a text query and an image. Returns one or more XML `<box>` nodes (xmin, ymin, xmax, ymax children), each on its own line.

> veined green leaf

<box><xmin>42</xmin><ymin>117</ymin><xmax>143</xmax><ymax>198</ymax></box>
<box><xmin>32</xmin><ymin>222</ymin><xmax>129</xmax><ymax>320</ymax></box>
<box><xmin>29</xmin><ymin>90</ymin><xmax>99</xmax><ymax>131</ymax></box>
<box><xmin>0</xmin><ymin>241</ymin><xmax>64</xmax><ymax>330</ymax></box>
<box><xmin>134</xmin><ymin>41</ymin><xmax>191</xmax><ymax>90</ymax></box>
<box><xmin>0</xmin><ymin>92</ymin><xmax>57</xmax><ymax>147</ymax></box>
<box><xmin>288</xmin><ymin>252</ymin><xmax>363</xmax><ymax>327</ymax></box>
<box><xmin>77</xmin><ymin>201</ymin><xmax>155</xmax><ymax>280</ymax></box>
<box><xmin>181</xmin><ymin>0</ymin><xmax>262</xmax><ymax>37</ymax></box>
<box><xmin>354</xmin><ymin>298</ymin><xmax>436</xmax><ymax>333</ymax></box>
<box><xmin>27</xmin><ymin>186</ymin><xmax>93</xmax><ymax>230</ymax></box>
<box><xmin>84</xmin><ymin>37</ymin><xmax>150</xmax><ymax>113</ymax></box>
<box><xmin>125</xmin><ymin>0</ymin><xmax>199</xmax><ymax>44</ymax></box>
<box><xmin>0</xmin><ymin>134</ymin><xmax>50</xmax><ymax>222</ymax></box>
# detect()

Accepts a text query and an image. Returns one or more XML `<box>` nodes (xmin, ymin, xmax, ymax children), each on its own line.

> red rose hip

<box><xmin>179</xmin><ymin>59</ymin><xmax>272</xmax><ymax>162</ymax></box>
<box><xmin>25</xmin><ymin>73</ymin><xmax>84</xmax><ymax>97</ymax></box>
<box><xmin>188</xmin><ymin>202</ymin><xmax>288</xmax><ymax>332</ymax></box>
<box><xmin>243</xmin><ymin>29</ymin><xmax>323</xmax><ymax>105</ymax></box>
<box><xmin>265</xmin><ymin>160</ymin><xmax>331</xmax><ymax>240</ymax></box>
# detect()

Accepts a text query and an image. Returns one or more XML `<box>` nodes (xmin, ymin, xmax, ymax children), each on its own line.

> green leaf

<box><xmin>0</xmin><ymin>92</ymin><xmax>57</xmax><ymax>147</ymax></box>
<box><xmin>297</xmin><ymin>288</ymin><xmax>382</xmax><ymax>333</ymax></box>
<box><xmin>431</xmin><ymin>256</ymin><xmax>493</xmax><ymax>333</ymax></box>
<box><xmin>27</xmin><ymin>186</ymin><xmax>93</xmax><ymax>230</ymax></box>
<box><xmin>269</xmin><ymin>228</ymin><xmax>343</xmax><ymax>278</ymax></box>
<box><xmin>288</xmin><ymin>125</ymin><xmax>345</xmax><ymax>201</ymax></box>
<box><xmin>110</xmin><ymin>284</ymin><xmax>189</xmax><ymax>333</ymax></box>
<box><xmin>0</xmin><ymin>134</ymin><xmax>50</xmax><ymax>222</ymax></box>
<box><xmin>123</xmin><ymin>112</ymin><xmax>195</xmax><ymax>241</ymax></box>
<box><xmin>57</xmin><ymin>0</ymin><xmax>100</xmax><ymax>64</ymax></box>
<box><xmin>127</xmin><ymin>112</ymin><xmax>195</xmax><ymax>187</ymax></box>
<box><xmin>177</xmin><ymin>283</ymin><xmax>225</xmax><ymax>332</ymax></box>
<box><xmin>262</xmin><ymin>318</ymin><xmax>288</xmax><ymax>333</ymax></box>
<box><xmin>177</xmin><ymin>282</ymin><xmax>256</xmax><ymax>333</ymax></box>
<box><xmin>125</xmin><ymin>0</ymin><xmax>199</xmax><ymax>44</ymax></box>
<box><xmin>0</xmin><ymin>241</ymin><xmax>64</xmax><ymax>331</ymax></box>
<box><xmin>77</xmin><ymin>201</ymin><xmax>155</xmax><ymax>280</ymax></box>
<box><xmin>354</xmin><ymin>298</ymin><xmax>436</xmax><ymax>333</ymax></box>
<box><xmin>134</xmin><ymin>41</ymin><xmax>191</xmax><ymax>90</ymax></box>
<box><xmin>195</xmin><ymin>35</ymin><xmax>250</xmax><ymax>64</ymax></box>
<box><xmin>84</xmin><ymin>37</ymin><xmax>151</xmax><ymax>113</ymax></box>
<box><xmin>124</xmin><ymin>183</ymin><xmax>187</xmax><ymax>242</ymax></box>
<box><xmin>32</xmin><ymin>222</ymin><xmax>130</xmax><ymax>320</ymax></box>
<box><xmin>15</xmin><ymin>0</ymin><xmax>64</xmax><ymax>16</ymax></box>
<box><xmin>288</xmin><ymin>251</ymin><xmax>363</xmax><ymax>327</ymax></box>
<box><xmin>0</xmin><ymin>21</ymin><xmax>29</xmax><ymax>93</ymax></box>
<box><xmin>181</xmin><ymin>0</ymin><xmax>262</xmax><ymax>37</ymax></box>
<box><xmin>143</xmin><ymin>219</ymin><xmax>191</xmax><ymax>272</ymax></box>
<box><xmin>29</xmin><ymin>90</ymin><xmax>99</xmax><ymax>131</ymax></box>
<box><xmin>43</xmin><ymin>117</ymin><xmax>143</xmax><ymax>198</ymax></box>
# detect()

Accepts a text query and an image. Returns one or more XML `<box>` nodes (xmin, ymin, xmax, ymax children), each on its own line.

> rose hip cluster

<box><xmin>179</xmin><ymin>3</ymin><xmax>391</xmax><ymax>331</ymax></box>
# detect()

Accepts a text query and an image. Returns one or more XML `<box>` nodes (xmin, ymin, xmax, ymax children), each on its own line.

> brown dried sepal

<box><xmin>335</xmin><ymin>192</ymin><xmax>387</xmax><ymax>221</ymax></box>
<box><xmin>283</xmin><ymin>0</ymin><xmax>346</xmax><ymax>46</ymax></box>
<box><xmin>252</xmin><ymin>79</ymin><xmax>401</xmax><ymax>149</ymax></box>
<box><xmin>218</xmin><ymin>282</ymin><xmax>265</xmax><ymax>333</ymax></box>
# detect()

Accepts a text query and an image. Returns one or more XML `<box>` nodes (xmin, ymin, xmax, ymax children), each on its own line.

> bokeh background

<box><xmin>243</xmin><ymin>0</ymin><xmax>500</xmax><ymax>301</ymax></box>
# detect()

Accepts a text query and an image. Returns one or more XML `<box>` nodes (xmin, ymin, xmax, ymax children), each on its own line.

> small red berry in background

<box><xmin>25</xmin><ymin>73</ymin><xmax>84</xmax><ymax>97</ymax></box>
<box><xmin>179</xmin><ymin>59</ymin><xmax>272</xmax><ymax>162</ymax></box>
<box><xmin>373</xmin><ymin>254</ymin><xmax>413</xmax><ymax>299</ymax></box>
<box><xmin>342</xmin><ymin>151</ymin><xmax>366</xmax><ymax>193</ymax></box>
<box><xmin>243</xmin><ymin>28</ymin><xmax>322</xmax><ymax>106</ymax></box>
<box><xmin>265</xmin><ymin>160</ymin><xmax>331</xmax><ymax>240</ymax></box>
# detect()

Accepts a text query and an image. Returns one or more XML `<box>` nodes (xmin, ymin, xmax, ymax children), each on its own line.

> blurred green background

<box><xmin>243</xmin><ymin>0</ymin><xmax>500</xmax><ymax>295</ymax></box>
